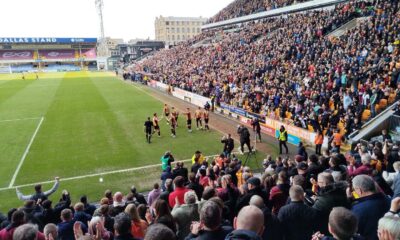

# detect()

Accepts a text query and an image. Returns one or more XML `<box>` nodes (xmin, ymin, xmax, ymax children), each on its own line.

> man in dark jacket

<box><xmin>186</xmin><ymin>172</ymin><xmax>204</xmax><ymax>201</ymax></box>
<box><xmin>80</xmin><ymin>196</ymin><xmax>96</xmax><ymax>216</ymax></box>
<box><xmin>221</xmin><ymin>134</ymin><xmax>235</xmax><ymax>158</ymax></box>
<box><xmin>172</xmin><ymin>162</ymin><xmax>189</xmax><ymax>183</ymax></box>
<box><xmin>312</xmin><ymin>173</ymin><xmax>349</xmax><ymax>234</ymax></box>
<box><xmin>225</xmin><ymin>206</ymin><xmax>264</xmax><ymax>240</ymax></box>
<box><xmin>237</xmin><ymin>125</ymin><xmax>252</xmax><ymax>154</ymax></box>
<box><xmin>185</xmin><ymin>201</ymin><xmax>233</xmax><ymax>240</ymax></box>
<box><xmin>278</xmin><ymin>185</ymin><xmax>318</xmax><ymax>240</ymax></box>
<box><xmin>351</xmin><ymin>175</ymin><xmax>391</xmax><ymax>240</ymax></box>
<box><xmin>236</xmin><ymin>177</ymin><xmax>268</xmax><ymax>213</ymax></box>
<box><xmin>249</xmin><ymin>195</ymin><xmax>282</xmax><ymax>240</ymax></box>
<box><xmin>57</xmin><ymin>209</ymin><xmax>87</xmax><ymax>240</ymax></box>
<box><xmin>130</xmin><ymin>186</ymin><xmax>147</xmax><ymax>205</ymax></box>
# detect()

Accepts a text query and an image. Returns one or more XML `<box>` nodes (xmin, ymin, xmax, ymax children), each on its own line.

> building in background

<box><xmin>155</xmin><ymin>16</ymin><xmax>207</xmax><ymax>47</ymax></box>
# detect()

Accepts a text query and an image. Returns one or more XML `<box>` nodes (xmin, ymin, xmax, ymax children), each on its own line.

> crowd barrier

<box><xmin>147</xmin><ymin>80</ymin><xmax>328</xmax><ymax>148</ymax></box>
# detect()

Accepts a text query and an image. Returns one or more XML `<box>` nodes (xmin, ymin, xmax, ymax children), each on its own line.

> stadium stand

<box><xmin>135</xmin><ymin>0</ymin><xmax>400</xmax><ymax>141</ymax></box>
<box><xmin>207</xmin><ymin>0</ymin><xmax>310</xmax><ymax>23</ymax></box>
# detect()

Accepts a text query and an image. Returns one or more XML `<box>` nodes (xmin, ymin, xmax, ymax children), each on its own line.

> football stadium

<box><xmin>0</xmin><ymin>0</ymin><xmax>400</xmax><ymax>239</ymax></box>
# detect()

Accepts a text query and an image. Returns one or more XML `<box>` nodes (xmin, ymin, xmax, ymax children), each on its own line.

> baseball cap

<box><xmin>247</xmin><ymin>177</ymin><xmax>261</xmax><ymax>187</ymax></box>
<box><xmin>297</xmin><ymin>162</ymin><xmax>308</xmax><ymax>171</ymax></box>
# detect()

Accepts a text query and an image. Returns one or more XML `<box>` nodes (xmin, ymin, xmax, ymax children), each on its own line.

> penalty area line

<box><xmin>8</xmin><ymin>117</ymin><xmax>45</xmax><ymax>188</ymax></box>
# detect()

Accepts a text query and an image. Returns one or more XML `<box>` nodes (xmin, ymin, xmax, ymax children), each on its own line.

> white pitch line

<box><xmin>0</xmin><ymin>153</ymin><xmax>233</xmax><ymax>192</ymax></box>
<box><xmin>8</xmin><ymin>117</ymin><xmax>45</xmax><ymax>188</ymax></box>
<box><xmin>0</xmin><ymin>117</ymin><xmax>41</xmax><ymax>123</ymax></box>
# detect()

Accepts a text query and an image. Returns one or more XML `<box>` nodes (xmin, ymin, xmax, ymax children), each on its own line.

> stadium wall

<box><xmin>147</xmin><ymin>80</ymin><xmax>329</xmax><ymax>148</ymax></box>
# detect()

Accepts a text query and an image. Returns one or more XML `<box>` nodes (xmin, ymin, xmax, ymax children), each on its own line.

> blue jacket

<box><xmin>351</xmin><ymin>193</ymin><xmax>390</xmax><ymax>240</ymax></box>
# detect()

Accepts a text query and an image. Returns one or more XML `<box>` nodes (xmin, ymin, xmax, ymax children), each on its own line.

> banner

<box><xmin>0</xmin><ymin>37</ymin><xmax>97</xmax><ymax>44</ymax></box>
<box><xmin>81</xmin><ymin>48</ymin><xmax>97</xmax><ymax>58</ymax></box>
<box><xmin>38</xmin><ymin>50</ymin><xmax>75</xmax><ymax>59</ymax></box>
<box><xmin>0</xmin><ymin>50</ymin><xmax>33</xmax><ymax>60</ymax></box>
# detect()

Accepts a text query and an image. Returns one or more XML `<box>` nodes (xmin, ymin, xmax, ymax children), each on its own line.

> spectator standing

<box><xmin>148</xmin><ymin>183</ymin><xmax>162</xmax><ymax>208</ymax></box>
<box><xmin>16</xmin><ymin>177</ymin><xmax>60</xmax><ymax>202</ymax></box>
<box><xmin>351</xmin><ymin>175</ymin><xmax>391</xmax><ymax>240</ymax></box>
<box><xmin>168</xmin><ymin>176</ymin><xmax>189</xmax><ymax>208</ymax></box>
<box><xmin>171</xmin><ymin>191</ymin><xmax>199</xmax><ymax>240</ymax></box>
<box><xmin>278</xmin><ymin>185</ymin><xmax>318</xmax><ymax>240</ymax></box>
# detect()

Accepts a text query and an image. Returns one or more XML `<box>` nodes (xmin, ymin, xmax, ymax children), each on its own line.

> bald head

<box><xmin>249</xmin><ymin>195</ymin><xmax>265</xmax><ymax>209</ymax></box>
<box><xmin>235</xmin><ymin>206</ymin><xmax>264</xmax><ymax>236</ymax></box>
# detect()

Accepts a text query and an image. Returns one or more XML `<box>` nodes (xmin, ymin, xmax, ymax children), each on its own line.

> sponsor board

<box><xmin>0</xmin><ymin>37</ymin><xmax>97</xmax><ymax>44</ymax></box>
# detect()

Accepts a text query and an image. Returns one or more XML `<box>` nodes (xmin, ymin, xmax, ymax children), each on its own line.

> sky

<box><xmin>0</xmin><ymin>0</ymin><xmax>233</xmax><ymax>42</ymax></box>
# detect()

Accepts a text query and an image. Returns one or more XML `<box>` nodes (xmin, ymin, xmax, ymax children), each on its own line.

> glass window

<box><xmin>166</xmin><ymin>21</ymin><xmax>169</xmax><ymax>25</ymax></box>
<box><xmin>177</xmin><ymin>35</ymin><xmax>180</xmax><ymax>40</ymax></box>
<box><xmin>182</xmin><ymin>28</ymin><xmax>185</xmax><ymax>33</ymax></box>
<box><xmin>177</xmin><ymin>28</ymin><xmax>180</xmax><ymax>33</ymax></box>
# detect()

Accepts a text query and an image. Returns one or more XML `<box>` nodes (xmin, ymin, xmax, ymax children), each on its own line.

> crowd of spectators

<box><xmin>1</xmin><ymin>141</ymin><xmax>400</xmax><ymax>240</ymax></box>
<box><xmin>207</xmin><ymin>0</ymin><xmax>309</xmax><ymax>23</ymax></box>
<box><xmin>136</xmin><ymin>0</ymin><xmax>400</xmax><ymax>140</ymax></box>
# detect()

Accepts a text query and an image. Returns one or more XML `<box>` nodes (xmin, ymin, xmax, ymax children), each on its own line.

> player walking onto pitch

<box><xmin>170</xmin><ymin>114</ymin><xmax>177</xmax><ymax>138</ymax></box>
<box><xmin>203</xmin><ymin>109</ymin><xmax>210</xmax><ymax>130</ymax></box>
<box><xmin>163</xmin><ymin>104</ymin><xmax>170</xmax><ymax>124</ymax></box>
<box><xmin>144</xmin><ymin>117</ymin><xmax>153</xmax><ymax>143</ymax></box>
<box><xmin>153</xmin><ymin>113</ymin><xmax>161</xmax><ymax>137</ymax></box>
<box><xmin>184</xmin><ymin>108</ymin><xmax>192</xmax><ymax>133</ymax></box>
<box><xmin>195</xmin><ymin>107</ymin><xmax>203</xmax><ymax>130</ymax></box>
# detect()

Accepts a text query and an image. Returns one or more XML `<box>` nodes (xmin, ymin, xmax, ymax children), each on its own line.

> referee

<box><xmin>144</xmin><ymin>117</ymin><xmax>153</xmax><ymax>143</ymax></box>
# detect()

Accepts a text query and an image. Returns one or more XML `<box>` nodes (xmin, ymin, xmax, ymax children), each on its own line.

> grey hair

<box><xmin>289</xmin><ymin>185</ymin><xmax>304</xmax><ymax>201</ymax></box>
<box><xmin>361</xmin><ymin>154</ymin><xmax>371</xmax><ymax>165</ymax></box>
<box><xmin>43</xmin><ymin>223</ymin><xmax>57</xmax><ymax>240</ymax></box>
<box><xmin>352</xmin><ymin>175</ymin><xmax>376</xmax><ymax>193</ymax></box>
<box><xmin>184</xmin><ymin>191</ymin><xmax>197</xmax><ymax>204</ymax></box>
<box><xmin>13</xmin><ymin>224</ymin><xmax>38</xmax><ymax>240</ymax></box>
<box><xmin>378</xmin><ymin>216</ymin><xmax>400</xmax><ymax>239</ymax></box>
<box><xmin>318</xmin><ymin>172</ymin><xmax>334</xmax><ymax>185</ymax></box>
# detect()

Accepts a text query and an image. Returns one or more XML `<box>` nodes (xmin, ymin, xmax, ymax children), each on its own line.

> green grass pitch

<box><xmin>0</xmin><ymin>72</ymin><xmax>226</xmax><ymax>211</ymax></box>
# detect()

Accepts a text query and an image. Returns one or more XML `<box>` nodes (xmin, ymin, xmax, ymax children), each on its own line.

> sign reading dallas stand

<box><xmin>0</xmin><ymin>38</ymin><xmax>97</xmax><ymax>44</ymax></box>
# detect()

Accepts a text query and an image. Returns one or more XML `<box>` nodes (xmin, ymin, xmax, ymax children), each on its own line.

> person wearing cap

<box><xmin>296</xmin><ymin>162</ymin><xmax>313</xmax><ymax>191</ymax></box>
<box><xmin>236</xmin><ymin>177</ymin><xmax>268</xmax><ymax>214</ymax></box>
